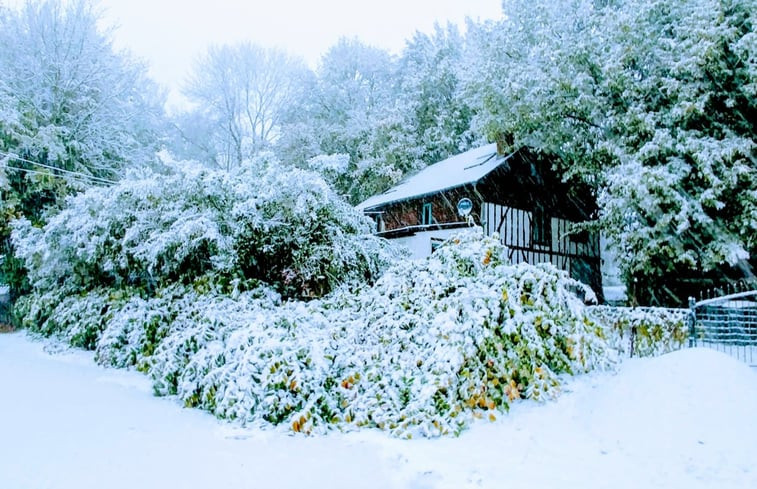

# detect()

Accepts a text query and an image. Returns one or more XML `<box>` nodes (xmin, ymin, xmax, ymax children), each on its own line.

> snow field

<box><xmin>1</xmin><ymin>334</ymin><xmax>755</xmax><ymax>489</ymax></box>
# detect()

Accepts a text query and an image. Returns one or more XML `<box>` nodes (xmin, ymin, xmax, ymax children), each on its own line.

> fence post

<box><xmin>629</xmin><ymin>326</ymin><xmax>636</xmax><ymax>358</ymax></box>
<box><xmin>688</xmin><ymin>296</ymin><xmax>696</xmax><ymax>348</ymax></box>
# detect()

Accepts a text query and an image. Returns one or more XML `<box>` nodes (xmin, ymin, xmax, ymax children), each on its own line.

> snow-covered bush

<box><xmin>11</xmin><ymin>155</ymin><xmax>394</xmax><ymax>301</ymax></box>
<box><xmin>0</xmin><ymin>284</ymin><xmax>10</xmax><ymax>324</ymax></box>
<box><xmin>587</xmin><ymin>306</ymin><xmax>688</xmax><ymax>357</ymax></box>
<box><xmin>13</xmin><ymin>289</ymin><xmax>114</xmax><ymax>349</ymax></box>
<box><xmin>94</xmin><ymin>284</ymin><xmax>281</xmax><ymax>372</ymax></box>
<box><xmin>89</xmin><ymin>231</ymin><xmax>615</xmax><ymax>438</ymax></box>
<box><xmin>15</xmin><ymin>210</ymin><xmax>635</xmax><ymax>437</ymax></box>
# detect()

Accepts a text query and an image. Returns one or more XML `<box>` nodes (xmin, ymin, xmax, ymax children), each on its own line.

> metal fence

<box><xmin>689</xmin><ymin>290</ymin><xmax>757</xmax><ymax>367</ymax></box>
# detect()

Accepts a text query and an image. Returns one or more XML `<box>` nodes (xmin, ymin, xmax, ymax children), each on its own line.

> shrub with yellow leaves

<box><xmin>586</xmin><ymin>306</ymin><xmax>688</xmax><ymax>357</ymax></box>
<box><xmin>24</xmin><ymin>229</ymin><xmax>619</xmax><ymax>438</ymax></box>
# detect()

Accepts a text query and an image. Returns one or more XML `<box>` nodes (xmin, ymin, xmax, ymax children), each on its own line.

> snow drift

<box><xmin>1</xmin><ymin>335</ymin><xmax>755</xmax><ymax>489</ymax></box>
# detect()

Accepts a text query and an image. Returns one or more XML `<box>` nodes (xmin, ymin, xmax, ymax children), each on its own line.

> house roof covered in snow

<box><xmin>357</xmin><ymin>143</ymin><xmax>511</xmax><ymax>211</ymax></box>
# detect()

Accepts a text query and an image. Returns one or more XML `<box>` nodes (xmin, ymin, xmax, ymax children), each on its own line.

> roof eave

<box><xmin>359</xmin><ymin>181</ymin><xmax>481</xmax><ymax>212</ymax></box>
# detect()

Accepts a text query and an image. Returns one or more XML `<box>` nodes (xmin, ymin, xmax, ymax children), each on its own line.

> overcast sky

<box><xmin>6</xmin><ymin>0</ymin><xmax>503</xmax><ymax>107</ymax></box>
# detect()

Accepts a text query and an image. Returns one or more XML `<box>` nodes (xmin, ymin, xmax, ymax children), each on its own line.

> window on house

<box><xmin>422</xmin><ymin>202</ymin><xmax>433</xmax><ymax>225</ymax></box>
<box><xmin>531</xmin><ymin>208</ymin><xmax>551</xmax><ymax>246</ymax></box>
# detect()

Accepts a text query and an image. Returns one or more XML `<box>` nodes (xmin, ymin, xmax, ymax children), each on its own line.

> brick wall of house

<box><xmin>378</xmin><ymin>187</ymin><xmax>482</xmax><ymax>231</ymax></box>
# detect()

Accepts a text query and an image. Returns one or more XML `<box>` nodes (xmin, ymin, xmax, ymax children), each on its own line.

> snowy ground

<box><xmin>1</xmin><ymin>332</ymin><xmax>756</xmax><ymax>489</ymax></box>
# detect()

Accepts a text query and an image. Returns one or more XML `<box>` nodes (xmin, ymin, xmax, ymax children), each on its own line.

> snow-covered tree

<box><xmin>466</xmin><ymin>0</ymin><xmax>757</xmax><ymax>305</ymax></box>
<box><xmin>277</xmin><ymin>34</ymin><xmax>480</xmax><ymax>204</ymax></box>
<box><xmin>0</xmin><ymin>0</ymin><xmax>163</xmax><ymax>180</ymax></box>
<box><xmin>397</xmin><ymin>23</ymin><xmax>478</xmax><ymax>165</ymax></box>
<box><xmin>0</xmin><ymin>0</ymin><xmax>164</xmax><ymax>294</ymax></box>
<box><xmin>276</xmin><ymin>38</ymin><xmax>403</xmax><ymax>202</ymax></box>
<box><xmin>596</xmin><ymin>0</ymin><xmax>756</xmax><ymax>304</ymax></box>
<box><xmin>175</xmin><ymin>43</ymin><xmax>311</xmax><ymax>170</ymax></box>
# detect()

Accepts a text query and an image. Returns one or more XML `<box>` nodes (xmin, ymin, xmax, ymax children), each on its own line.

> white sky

<box><xmin>5</xmin><ymin>0</ymin><xmax>504</xmax><ymax>107</ymax></box>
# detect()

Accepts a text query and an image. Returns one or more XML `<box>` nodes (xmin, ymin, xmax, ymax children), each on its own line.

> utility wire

<box><xmin>0</xmin><ymin>151</ymin><xmax>117</xmax><ymax>185</ymax></box>
<box><xmin>2</xmin><ymin>164</ymin><xmax>114</xmax><ymax>187</ymax></box>
<box><xmin>0</xmin><ymin>150</ymin><xmax>118</xmax><ymax>185</ymax></box>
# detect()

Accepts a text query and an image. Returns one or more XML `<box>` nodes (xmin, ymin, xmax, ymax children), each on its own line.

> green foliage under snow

<box><xmin>14</xmin><ymin>226</ymin><xmax>618</xmax><ymax>438</ymax></box>
<box><xmin>10</xmin><ymin>154</ymin><xmax>393</xmax><ymax>302</ymax></box>
<box><xmin>587</xmin><ymin>306</ymin><xmax>689</xmax><ymax>358</ymax></box>
<box><xmin>0</xmin><ymin>0</ymin><xmax>164</xmax><ymax>297</ymax></box>
<box><xmin>465</xmin><ymin>0</ymin><xmax>756</xmax><ymax>305</ymax></box>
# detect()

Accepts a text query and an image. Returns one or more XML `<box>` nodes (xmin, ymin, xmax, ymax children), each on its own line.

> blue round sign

<box><xmin>457</xmin><ymin>198</ymin><xmax>473</xmax><ymax>217</ymax></box>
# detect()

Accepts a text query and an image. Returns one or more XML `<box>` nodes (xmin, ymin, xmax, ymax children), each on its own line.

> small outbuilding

<box><xmin>357</xmin><ymin>143</ymin><xmax>603</xmax><ymax>297</ymax></box>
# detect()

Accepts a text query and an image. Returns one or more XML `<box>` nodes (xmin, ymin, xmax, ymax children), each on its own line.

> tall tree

<box><xmin>276</xmin><ymin>34</ymin><xmax>480</xmax><ymax>204</ymax></box>
<box><xmin>0</xmin><ymin>0</ymin><xmax>163</xmax><ymax>183</ymax></box>
<box><xmin>0</xmin><ymin>0</ymin><xmax>164</xmax><ymax>294</ymax></box>
<box><xmin>466</xmin><ymin>0</ymin><xmax>757</xmax><ymax>305</ymax></box>
<box><xmin>276</xmin><ymin>38</ymin><xmax>404</xmax><ymax>202</ymax></box>
<box><xmin>397</xmin><ymin>23</ymin><xmax>477</xmax><ymax>165</ymax></box>
<box><xmin>176</xmin><ymin>43</ymin><xmax>310</xmax><ymax>170</ymax></box>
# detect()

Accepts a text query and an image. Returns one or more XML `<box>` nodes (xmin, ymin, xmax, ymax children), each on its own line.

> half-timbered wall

<box><xmin>482</xmin><ymin>202</ymin><xmax>601</xmax><ymax>291</ymax></box>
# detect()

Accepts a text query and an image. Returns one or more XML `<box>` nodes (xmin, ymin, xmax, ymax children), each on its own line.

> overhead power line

<box><xmin>0</xmin><ymin>151</ymin><xmax>118</xmax><ymax>185</ymax></box>
<box><xmin>2</xmin><ymin>164</ymin><xmax>115</xmax><ymax>187</ymax></box>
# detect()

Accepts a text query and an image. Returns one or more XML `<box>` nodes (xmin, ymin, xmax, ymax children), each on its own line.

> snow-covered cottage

<box><xmin>357</xmin><ymin>143</ymin><xmax>603</xmax><ymax>296</ymax></box>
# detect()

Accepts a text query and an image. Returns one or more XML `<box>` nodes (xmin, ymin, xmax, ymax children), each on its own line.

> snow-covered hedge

<box><xmin>11</xmin><ymin>155</ymin><xmax>394</xmax><ymax>301</ymax></box>
<box><xmin>13</xmin><ymin>288</ymin><xmax>114</xmax><ymax>349</ymax></box>
<box><xmin>18</xmin><ymin>230</ymin><xmax>616</xmax><ymax>437</ymax></box>
<box><xmin>15</xmin><ymin>159</ymin><xmax>680</xmax><ymax>437</ymax></box>
<box><xmin>587</xmin><ymin>306</ymin><xmax>688</xmax><ymax>357</ymax></box>
<box><xmin>11</xmin><ymin>170</ymin><xmax>689</xmax><ymax>437</ymax></box>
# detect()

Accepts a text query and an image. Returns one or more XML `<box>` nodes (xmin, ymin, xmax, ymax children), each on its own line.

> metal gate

<box><xmin>689</xmin><ymin>291</ymin><xmax>757</xmax><ymax>367</ymax></box>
